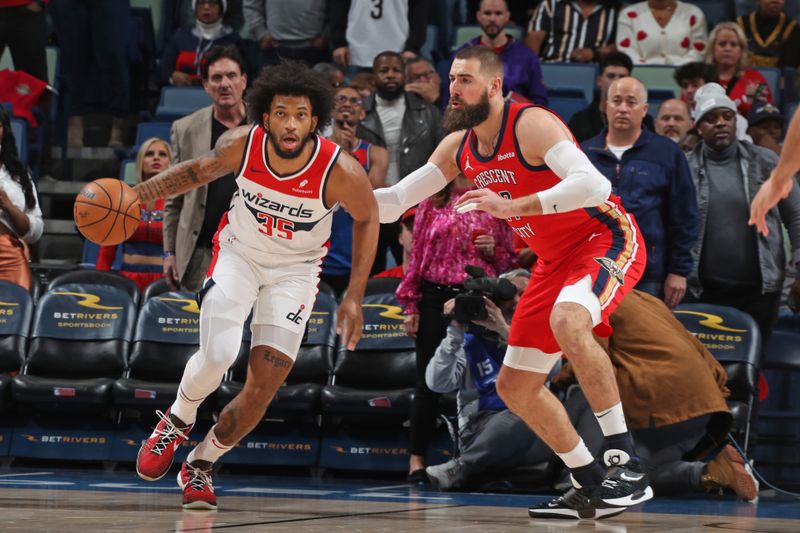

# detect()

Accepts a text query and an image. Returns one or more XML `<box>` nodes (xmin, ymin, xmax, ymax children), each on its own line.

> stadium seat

<box><xmin>135</xmin><ymin>121</ymin><xmax>172</xmax><ymax>147</ymax></box>
<box><xmin>754</xmin><ymin>330</ymin><xmax>800</xmax><ymax>488</ymax></box>
<box><xmin>754</xmin><ymin>67</ymin><xmax>781</xmax><ymax>108</ymax></box>
<box><xmin>119</xmin><ymin>158</ymin><xmax>137</xmax><ymax>186</ymax></box>
<box><xmin>540</xmin><ymin>63</ymin><xmax>597</xmax><ymax>104</ymax></box>
<box><xmin>673</xmin><ymin>303</ymin><xmax>762</xmax><ymax>452</ymax></box>
<box><xmin>634</xmin><ymin>66</ymin><xmax>680</xmax><ymax>99</ymax></box>
<box><xmin>49</xmin><ymin>270</ymin><xmax>140</xmax><ymax>308</ymax></box>
<box><xmin>113</xmin><ymin>290</ymin><xmax>201</xmax><ymax>416</ymax></box>
<box><xmin>0</xmin><ymin>281</ymin><xmax>34</xmax><ymax>412</ymax></box>
<box><xmin>319</xmin><ymin>280</ymin><xmax>417</xmax><ymax>471</ymax></box>
<box><xmin>363</xmin><ymin>276</ymin><xmax>400</xmax><ymax>297</ymax></box>
<box><xmin>548</xmin><ymin>97</ymin><xmax>588</xmax><ymax>123</ymax></box>
<box><xmin>648</xmin><ymin>88</ymin><xmax>679</xmax><ymax>119</ymax></box>
<box><xmin>155</xmin><ymin>86</ymin><xmax>211</xmax><ymax>121</ymax></box>
<box><xmin>142</xmin><ymin>278</ymin><xmax>169</xmax><ymax>301</ymax></box>
<box><xmin>11</xmin><ymin>282</ymin><xmax>137</xmax><ymax>415</ymax></box>
<box><xmin>10</xmin><ymin>118</ymin><xmax>27</xmax><ymax>165</ymax></box>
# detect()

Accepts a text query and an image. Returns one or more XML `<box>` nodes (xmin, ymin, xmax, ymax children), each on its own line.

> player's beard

<box><xmin>269</xmin><ymin>130</ymin><xmax>313</xmax><ymax>159</ymax></box>
<box><xmin>443</xmin><ymin>90</ymin><xmax>490</xmax><ymax>132</ymax></box>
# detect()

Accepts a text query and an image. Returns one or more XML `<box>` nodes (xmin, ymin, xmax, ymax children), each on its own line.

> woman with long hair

<box><xmin>397</xmin><ymin>176</ymin><xmax>517</xmax><ymax>482</ymax></box>
<box><xmin>706</xmin><ymin>21</ymin><xmax>773</xmax><ymax>116</ymax></box>
<box><xmin>0</xmin><ymin>106</ymin><xmax>43</xmax><ymax>290</ymax></box>
<box><xmin>96</xmin><ymin>137</ymin><xmax>173</xmax><ymax>291</ymax></box>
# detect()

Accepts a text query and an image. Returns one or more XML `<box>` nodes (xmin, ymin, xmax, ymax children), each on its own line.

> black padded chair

<box><xmin>673</xmin><ymin>303</ymin><xmax>762</xmax><ymax>451</ymax></box>
<box><xmin>142</xmin><ymin>278</ymin><xmax>170</xmax><ymax>301</ymax></box>
<box><xmin>217</xmin><ymin>292</ymin><xmax>337</xmax><ymax>418</ymax></box>
<box><xmin>113</xmin><ymin>290</ymin><xmax>200</xmax><ymax>417</ymax></box>
<box><xmin>48</xmin><ymin>270</ymin><xmax>141</xmax><ymax>308</ymax></box>
<box><xmin>11</xmin><ymin>283</ymin><xmax>136</xmax><ymax>415</ymax></box>
<box><xmin>362</xmin><ymin>276</ymin><xmax>401</xmax><ymax>296</ymax></box>
<box><xmin>0</xmin><ymin>281</ymin><xmax>34</xmax><ymax>412</ymax></box>
<box><xmin>754</xmin><ymin>330</ymin><xmax>800</xmax><ymax>488</ymax></box>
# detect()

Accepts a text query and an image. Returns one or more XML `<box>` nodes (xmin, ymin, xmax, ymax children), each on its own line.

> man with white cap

<box><xmin>685</xmin><ymin>87</ymin><xmax>800</xmax><ymax>344</ymax></box>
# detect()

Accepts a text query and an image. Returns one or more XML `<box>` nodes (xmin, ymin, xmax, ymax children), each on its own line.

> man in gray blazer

<box><xmin>163</xmin><ymin>45</ymin><xmax>249</xmax><ymax>291</ymax></box>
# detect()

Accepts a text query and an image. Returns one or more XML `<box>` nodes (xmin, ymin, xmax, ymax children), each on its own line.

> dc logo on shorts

<box><xmin>286</xmin><ymin>304</ymin><xmax>306</xmax><ymax>325</ymax></box>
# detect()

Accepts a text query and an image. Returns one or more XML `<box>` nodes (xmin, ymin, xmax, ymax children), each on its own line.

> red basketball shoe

<box><xmin>136</xmin><ymin>409</ymin><xmax>192</xmax><ymax>481</ymax></box>
<box><xmin>178</xmin><ymin>461</ymin><xmax>217</xmax><ymax>510</ymax></box>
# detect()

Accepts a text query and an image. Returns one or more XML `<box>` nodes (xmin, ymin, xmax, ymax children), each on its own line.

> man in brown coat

<box><xmin>555</xmin><ymin>290</ymin><xmax>757</xmax><ymax>500</ymax></box>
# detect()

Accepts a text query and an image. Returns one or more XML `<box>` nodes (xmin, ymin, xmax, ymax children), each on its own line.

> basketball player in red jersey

<box><xmin>131</xmin><ymin>62</ymin><xmax>379</xmax><ymax>510</ymax></box>
<box><xmin>375</xmin><ymin>45</ymin><xmax>652</xmax><ymax>520</ymax></box>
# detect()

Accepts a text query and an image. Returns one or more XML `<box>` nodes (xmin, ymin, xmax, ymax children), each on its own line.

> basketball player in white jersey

<box><xmin>132</xmin><ymin>62</ymin><xmax>379</xmax><ymax>510</ymax></box>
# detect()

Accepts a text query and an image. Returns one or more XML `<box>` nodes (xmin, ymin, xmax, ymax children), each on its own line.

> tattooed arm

<box><xmin>134</xmin><ymin>126</ymin><xmax>250</xmax><ymax>202</ymax></box>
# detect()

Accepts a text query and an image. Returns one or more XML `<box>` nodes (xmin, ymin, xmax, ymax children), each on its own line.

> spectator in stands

<box><xmin>313</xmin><ymin>63</ymin><xmax>345</xmax><ymax>93</ymax></box>
<box><xmin>330</xmin><ymin>0</ymin><xmax>427</xmax><ymax>74</ymax></box>
<box><xmin>97</xmin><ymin>138</ymin><xmax>173</xmax><ymax>292</ymax></box>
<box><xmin>655</xmin><ymin>98</ymin><xmax>692</xmax><ymax>142</ymax></box>
<box><xmin>526</xmin><ymin>0</ymin><xmax>621</xmax><ymax>64</ymax></box>
<box><xmin>405</xmin><ymin>57</ymin><xmax>445</xmax><ymax>114</ymax></box>
<box><xmin>350</xmin><ymin>72</ymin><xmax>376</xmax><ymax>99</ymax></box>
<box><xmin>51</xmin><ymin>0</ymin><xmax>131</xmax><ymax>147</ymax></box>
<box><xmin>747</xmin><ymin>102</ymin><xmax>784</xmax><ymax>154</ymax></box>
<box><xmin>551</xmin><ymin>290</ymin><xmax>756</xmax><ymax>501</ymax></box>
<box><xmin>360</xmin><ymin>50</ymin><xmax>443</xmax><ymax>273</ymax></box>
<box><xmin>706</xmin><ymin>22</ymin><xmax>773</xmax><ymax>117</ymax></box>
<box><xmin>243</xmin><ymin>0</ymin><xmax>329</xmax><ymax>67</ymax></box>
<box><xmin>0</xmin><ymin>106</ymin><xmax>42</xmax><ymax>290</ymax></box>
<box><xmin>616</xmin><ymin>0</ymin><xmax>707</xmax><ymax>65</ymax></box>
<box><xmin>583</xmin><ymin>77</ymin><xmax>697</xmax><ymax>305</ymax></box>
<box><xmin>373</xmin><ymin>208</ymin><xmax>415</xmax><ymax>279</ymax></box>
<box><xmin>457</xmin><ymin>0</ymin><xmax>548</xmax><ymax>105</ymax></box>
<box><xmin>737</xmin><ymin>0</ymin><xmax>800</xmax><ymax>68</ymax></box>
<box><xmin>568</xmin><ymin>52</ymin><xmax>655</xmax><ymax>143</ymax></box>
<box><xmin>675</xmin><ymin>61</ymin><xmax>719</xmax><ymax>108</ymax></box>
<box><xmin>163</xmin><ymin>46</ymin><xmax>248</xmax><ymax>292</ymax></box>
<box><xmin>397</xmin><ymin>176</ymin><xmax>516</xmax><ymax>483</ymax></box>
<box><xmin>686</xmin><ymin>89</ymin><xmax>800</xmax><ymax>343</ymax></box>
<box><xmin>0</xmin><ymin>0</ymin><xmax>47</xmax><ymax>83</ymax></box>
<box><xmin>425</xmin><ymin>268</ymin><xmax>541</xmax><ymax>490</ymax></box>
<box><xmin>158</xmin><ymin>0</ymin><xmax>246</xmax><ymax>88</ymax></box>
<box><xmin>322</xmin><ymin>86</ymin><xmax>388</xmax><ymax>294</ymax></box>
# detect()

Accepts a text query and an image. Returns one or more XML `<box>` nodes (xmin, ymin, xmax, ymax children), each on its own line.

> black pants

<box><xmin>0</xmin><ymin>6</ymin><xmax>47</xmax><ymax>82</ymax></box>
<box><xmin>410</xmin><ymin>281</ymin><xmax>461</xmax><ymax>456</ymax></box>
<box><xmin>696</xmin><ymin>284</ymin><xmax>782</xmax><ymax>346</ymax></box>
<box><xmin>371</xmin><ymin>222</ymin><xmax>402</xmax><ymax>275</ymax></box>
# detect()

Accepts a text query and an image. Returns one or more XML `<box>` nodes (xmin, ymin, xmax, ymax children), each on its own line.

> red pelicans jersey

<box><xmin>456</xmin><ymin>103</ymin><xmax>636</xmax><ymax>264</ymax></box>
<box><xmin>224</xmin><ymin>126</ymin><xmax>340</xmax><ymax>265</ymax></box>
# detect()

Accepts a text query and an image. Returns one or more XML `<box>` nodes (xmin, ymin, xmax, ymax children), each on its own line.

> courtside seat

<box><xmin>11</xmin><ymin>283</ymin><xmax>136</xmax><ymax>415</ymax></box>
<box><xmin>0</xmin><ymin>281</ymin><xmax>34</xmax><ymax>411</ymax></box>
<box><xmin>48</xmin><ymin>270</ymin><xmax>140</xmax><ymax>308</ymax></box>
<box><xmin>113</xmin><ymin>290</ymin><xmax>200</xmax><ymax>415</ymax></box>
<box><xmin>217</xmin><ymin>291</ymin><xmax>338</xmax><ymax>417</ymax></box>
<box><xmin>673</xmin><ymin>303</ymin><xmax>761</xmax><ymax>451</ymax></box>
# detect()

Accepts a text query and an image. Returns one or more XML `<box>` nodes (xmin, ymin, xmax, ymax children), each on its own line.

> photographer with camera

<box><xmin>425</xmin><ymin>268</ymin><xmax>553</xmax><ymax>490</ymax></box>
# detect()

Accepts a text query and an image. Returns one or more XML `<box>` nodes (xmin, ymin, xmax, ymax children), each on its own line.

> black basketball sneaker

<box><xmin>593</xmin><ymin>451</ymin><xmax>653</xmax><ymax>507</ymax></box>
<box><xmin>528</xmin><ymin>486</ymin><xmax>627</xmax><ymax>520</ymax></box>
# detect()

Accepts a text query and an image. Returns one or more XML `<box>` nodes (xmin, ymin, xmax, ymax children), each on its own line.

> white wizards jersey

<box><xmin>220</xmin><ymin>126</ymin><xmax>340</xmax><ymax>266</ymax></box>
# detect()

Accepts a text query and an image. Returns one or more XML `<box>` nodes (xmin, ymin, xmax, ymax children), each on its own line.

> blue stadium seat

<box><xmin>755</xmin><ymin>67</ymin><xmax>781</xmax><ymax>108</ymax></box>
<box><xmin>0</xmin><ymin>281</ymin><xmax>34</xmax><ymax>412</ymax></box>
<box><xmin>113</xmin><ymin>290</ymin><xmax>201</xmax><ymax>414</ymax></box>
<box><xmin>648</xmin><ymin>88</ymin><xmax>679</xmax><ymax>119</ymax></box>
<box><xmin>11</xmin><ymin>281</ymin><xmax>137</xmax><ymax>415</ymax></box>
<box><xmin>10</xmin><ymin>118</ymin><xmax>27</xmax><ymax>165</ymax></box>
<box><xmin>135</xmin><ymin>121</ymin><xmax>172</xmax><ymax>146</ymax></box>
<box><xmin>155</xmin><ymin>86</ymin><xmax>211</xmax><ymax>121</ymax></box>
<box><xmin>541</xmin><ymin>63</ymin><xmax>597</xmax><ymax>103</ymax></box>
<box><xmin>48</xmin><ymin>270</ymin><xmax>140</xmax><ymax>308</ymax></box>
<box><xmin>684</xmin><ymin>0</ymin><xmax>735</xmax><ymax>31</ymax></box>
<box><xmin>673</xmin><ymin>303</ymin><xmax>762</xmax><ymax>452</ymax></box>
<box><xmin>754</xmin><ymin>330</ymin><xmax>800</xmax><ymax>487</ymax></box>
<box><xmin>319</xmin><ymin>280</ymin><xmax>418</xmax><ymax>471</ymax></box>
<box><xmin>548</xmin><ymin>97</ymin><xmax>589</xmax><ymax>123</ymax></box>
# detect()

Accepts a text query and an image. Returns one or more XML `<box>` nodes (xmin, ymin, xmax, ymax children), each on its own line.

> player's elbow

<box><xmin>581</xmin><ymin>174</ymin><xmax>611</xmax><ymax>208</ymax></box>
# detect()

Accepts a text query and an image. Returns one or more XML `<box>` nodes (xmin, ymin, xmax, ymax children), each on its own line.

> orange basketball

<box><xmin>73</xmin><ymin>178</ymin><xmax>141</xmax><ymax>245</ymax></box>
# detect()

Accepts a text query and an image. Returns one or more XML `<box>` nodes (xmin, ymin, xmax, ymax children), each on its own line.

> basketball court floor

<box><xmin>0</xmin><ymin>467</ymin><xmax>798</xmax><ymax>532</ymax></box>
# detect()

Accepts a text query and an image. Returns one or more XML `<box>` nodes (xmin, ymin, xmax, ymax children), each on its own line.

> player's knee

<box><xmin>201</xmin><ymin>342</ymin><xmax>241</xmax><ymax>374</ymax></box>
<box><xmin>496</xmin><ymin>367</ymin><xmax>544</xmax><ymax>410</ymax></box>
<box><xmin>549</xmin><ymin>308</ymin><xmax>587</xmax><ymax>354</ymax></box>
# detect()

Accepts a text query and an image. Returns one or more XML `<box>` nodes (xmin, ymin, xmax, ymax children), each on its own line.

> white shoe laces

<box><xmin>150</xmin><ymin>410</ymin><xmax>190</xmax><ymax>456</ymax></box>
<box><xmin>186</xmin><ymin>464</ymin><xmax>214</xmax><ymax>492</ymax></box>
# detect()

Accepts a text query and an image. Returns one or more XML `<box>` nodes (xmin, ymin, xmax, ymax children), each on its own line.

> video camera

<box><xmin>453</xmin><ymin>265</ymin><xmax>517</xmax><ymax>323</ymax></box>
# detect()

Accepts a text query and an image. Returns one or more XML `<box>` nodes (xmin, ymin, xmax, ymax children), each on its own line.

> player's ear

<box><xmin>489</xmin><ymin>75</ymin><xmax>503</xmax><ymax>98</ymax></box>
<box><xmin>261</xmin><ymin>113</ymin><xmax>269</xmax><ymax>131</ymax></box>
<box><xmin>311</xmin><ymin>116</ymin><xmax>318</xmax><ymax>132</ymax></box>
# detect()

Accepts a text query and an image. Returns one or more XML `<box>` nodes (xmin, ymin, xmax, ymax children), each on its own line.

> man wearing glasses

<box><xmin>322</xmin><ymin>85</ymin><xmax>389</xmax><ymax>294</ymax></box>
<box><xmin>406</xmin><ymin>57</ymin><xmax>445</xmax><ymax>114</ymax></box>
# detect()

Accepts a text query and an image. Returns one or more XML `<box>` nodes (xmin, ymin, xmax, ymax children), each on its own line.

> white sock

<box><xmin>556</xmin><ymin>439</ymin><xmax>595</xmax><ymax>469</ymax></box>
<box><xmin>187</xmin><ymin>426</ymin><xmax>233</xmax><ymax>464</ymax></box>
<box><xmin>170</xmin><ymin>385</ymin><xmax>204</xmax><ymax>427</ymax></box>
<box><xmin>594</xmin><ymin>402</ymin><xmax>628</xmax><ymax>437</ymax></box>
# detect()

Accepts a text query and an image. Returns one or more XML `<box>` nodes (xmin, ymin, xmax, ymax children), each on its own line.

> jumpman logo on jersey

<box><xmin>464</xmin><ymin>155</ymin><xmax>474</xmax><ymax>171</ymax></box>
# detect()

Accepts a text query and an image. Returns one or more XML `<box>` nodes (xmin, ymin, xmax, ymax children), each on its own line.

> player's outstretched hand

<box><xmin>337</xmin><ymin>295</ymin><xmax>364</xmax><ymax>351</ymax></box>
<box><xmin>749</xmin><ymin>174</ymin><xmax>793</xmax><ymax>236</ymax></box>
<box><xmin>454</xmin><ymin>189</ymin><xmax>513</xmax><ymax>219</ymax></box>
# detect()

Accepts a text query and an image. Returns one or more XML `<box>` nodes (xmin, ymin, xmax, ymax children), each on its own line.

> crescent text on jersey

<box><xmin>473</xmin><ymin>168</ymin><xmax>518</xmax><ymax>189</ymax></box>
